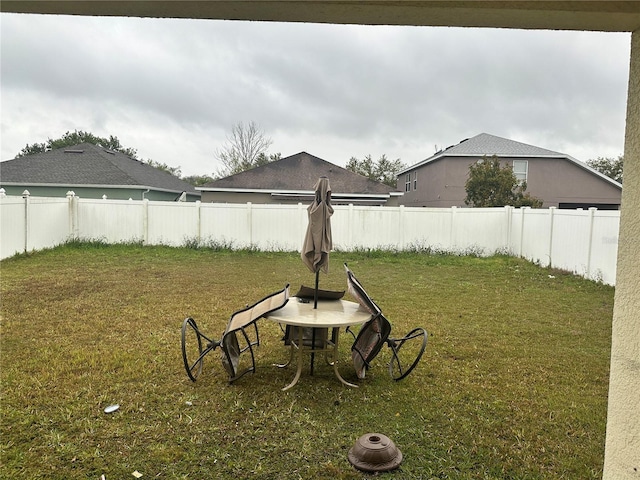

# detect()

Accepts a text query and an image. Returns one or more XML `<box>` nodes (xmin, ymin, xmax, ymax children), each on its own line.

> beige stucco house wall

<box><xmin>2</xmin><ymin>2</ymin><xmax>638</xmax><ymax>478</ymax></box>
<box><xmin>608</xmin><ymin>30</ymin><xmax>640</xmax><ymax>479</ymax></box>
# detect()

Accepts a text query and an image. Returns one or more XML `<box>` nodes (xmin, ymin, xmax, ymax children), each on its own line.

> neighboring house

<box><xmin>199</xmin><ymin>151</ymin><xmax>403</xmax><ymax>206</ymax></box>
<box><xmin>0</xmin><ymin>143</ymin><xmax>200</xmax><ymax>201</ymax></box>
<box><xmin>397</xmin><ymin>133</ymin><xmax>622</xmax><ymax>209</ymax></box>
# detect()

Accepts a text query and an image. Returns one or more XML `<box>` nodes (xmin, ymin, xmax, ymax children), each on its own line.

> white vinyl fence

<box><xmin>1</xmin><ymin>194</ymin><xmax>620</xmax><ymax>285</ymax></box>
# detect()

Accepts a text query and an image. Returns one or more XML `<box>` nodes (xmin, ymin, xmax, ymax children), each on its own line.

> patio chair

<box><xmin>181</xmin><ymin>284</ymin><xmax>290</xmax><ymax>383</ymax></box>
<box><xmin>344</xmin><ymin>264</ymin><xmax>428</xmax><ymax>381</ymax></box>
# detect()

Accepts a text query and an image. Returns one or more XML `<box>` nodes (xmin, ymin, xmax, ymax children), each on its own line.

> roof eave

<box><xmin>0</xmin><ymin>182</ymin><xmax>200</xmax><ymax>195</ymax></box>
<box><xmin>397</xmin><ymin>152</ymin><xmax>446</xmax><ymax>175</ymax></box>
<box><xmin>197</xmin><ymin>186</ymin><xmax>400</xmax><ymax>198</ymax></box>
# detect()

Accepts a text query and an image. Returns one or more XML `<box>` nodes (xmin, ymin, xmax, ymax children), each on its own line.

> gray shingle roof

<box><xmin>202</xmin><ymin>152</ymin><xmax>398</xmax><ymax>194</ymax></box>
<box><xmin>443</xmin><ymin>133</ymin><xmax>565</xmax><ymax>157</ymax></box>
<box><xmin>1</xmin><ymin>143</ymin><xmax>197</xmax><ymax>193</ymax></box>
<box><xmin>399</xmin><ymin>133</ymin><xmax>568</xmax><ymax>175</ymax></box>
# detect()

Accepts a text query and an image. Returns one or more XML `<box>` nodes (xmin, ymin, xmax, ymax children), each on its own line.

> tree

<box><xmin>464</xmin><ymin>155</ymin><xmax>543</xmax><ymax>208</ymax></box>
<box><xmin>256</xmin><ymin>151</ymin><xmax>282</xmax><ymax>166</ymax></box>
<box><xmin>16</xmin><ymin>130</ymin><xmax>139</xmax><ymax>159</ymax></box>
<box><xmin>144</xmin><ymin>159</ymin><xmax>182</xmax><ymax>178</ymax></box>
<box><xmin>181</xmin><ymin>174</ymin><xmax>217</xmax><ymax>187</ymax></box>
<box><xmin>346</xmin><ymin>154</ymin><xmax>406</xmax><ymax>188</ymax></box>
<box><xmin>587</xmin><ymin>155</ymin><xmax>623</xmax><ymax>183</ymax></box>
<box><xmin>215</xmin><ymin>121</ymin><xmax>278</xmax><ymax>177</ymax></box>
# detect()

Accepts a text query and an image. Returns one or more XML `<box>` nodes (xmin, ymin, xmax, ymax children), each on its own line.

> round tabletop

<box><xmin>265</xmin><ymin>298</ymin><xmax>372</xmax><ymax>328</ymax></box>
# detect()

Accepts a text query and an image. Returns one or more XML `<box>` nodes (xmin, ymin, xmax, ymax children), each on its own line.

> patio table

<box><xmin>265</xmin><ymin>297</ymin><xmax>372</xmax><ymax>390</ymax></box>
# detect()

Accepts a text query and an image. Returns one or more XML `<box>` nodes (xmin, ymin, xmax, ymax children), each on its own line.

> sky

<box><xmin>1</xmin><ymin>13</ymin><xmax>631</xmax><ymax>177</ymax></box>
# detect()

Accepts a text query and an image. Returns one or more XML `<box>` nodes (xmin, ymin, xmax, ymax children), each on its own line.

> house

<box><xmin>0</xmin><ymin>143</ymin><xmax>200</xmax><ymax>201</ymax></box>
<box><xmin>198</xmin><ymin>151</ymin><xmax>403</xmax><ymax>206</ymax></box>
<box><xmin>397</xmin><ymin>133</ymin><xmax>622</xmax><ymax>209</ymax></box>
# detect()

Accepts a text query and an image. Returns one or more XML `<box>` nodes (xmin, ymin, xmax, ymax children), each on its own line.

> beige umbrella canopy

<box><xmin>301</xmin><ymin>176</ymin><xmax>333</xmax><ymax>308</ymax></box>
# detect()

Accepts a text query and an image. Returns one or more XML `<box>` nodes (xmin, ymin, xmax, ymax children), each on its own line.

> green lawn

<box><xmin>0</xmin><ymin>244</ymin><xmax>613</xmax><ymax>479</ymax></box>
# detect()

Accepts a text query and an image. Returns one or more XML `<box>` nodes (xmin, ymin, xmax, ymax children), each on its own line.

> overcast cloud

<box><xmin>1</xmin><ymin>13</ymin><xmax>631</xmax><ymax>176</ymax></box>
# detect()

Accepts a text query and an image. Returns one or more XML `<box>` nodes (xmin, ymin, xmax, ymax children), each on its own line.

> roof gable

<box><xmin>1</xmin><ymin>143</ymin><xmax>198</xmax><ymax>194</ymax></box>
<box><xmin>202</xmin><ymin>152</ymin><xmax>397</xmax><ymax>195</ymax></box>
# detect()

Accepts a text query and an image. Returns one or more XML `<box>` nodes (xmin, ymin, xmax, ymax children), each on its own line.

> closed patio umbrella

<box><xmin>301</xmin><ymin>177</ymin><xmax>333</xmax><ymax>375</ymax></box>
<box><xmin>301</xmin><ymin>176</ymin><xmax>333</xmax><ymax>309</ymax></box>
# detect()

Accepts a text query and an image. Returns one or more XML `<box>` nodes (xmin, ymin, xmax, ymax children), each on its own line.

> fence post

<box><xmin>348</xmin><ymin>203</ymin><xmax>355</xmax><ymax>250</ymax></box>
<box><xmin>586</xmin><ymin>207</ymin><xmax>597</xmax><ymax>279</ymax></box>
<box><xmin>299</xmin><ymin>202</ymin><xmax>308</xmax><ymax>250</ymax></box>
<box><xmin>519</xmin><ymin>207</ymin><xmax>530</xmax><ymax>257</ymax></box>
<box><xmin>196</xmin><ymin>201</ymin><xmax>201</xmax><ymax>244</ymax></box>
<box><xmin>247</xmin><ymin>202</ymin><xmax>253</xmax><ymax>247</ymax></box>
<box><xmin>504</xmin><ymin>205</ymin><xmax>513</xmax><ymax>254</ymax></box>
<box><xmin>22</xmin><ymin>190</ymin><xmax>30</xmax><ymax>254</ymax></box>
<box><xmin>143</xmin><ymin>199</ymin><xmax>149</xmax><ymax>245</ymax></box>
<box><xmin>548</xmin><ymin>206</ymin><xmax>556</xmax><ymax>267</ymax></box>
<box><xmin>450</xmin><ymin>206</ymin><xmax>458</xmax><ymax>251</ymax></box>
<box><xmin>142</xmin><ymin>199</ymin><xmax>149</xmax><ymax>245</ymax></box>
<box><xmin>398</xmin><ymin>205</ymin><xmax>405</xmax><ymax>251</ymax></box>
<box><xmin>66</xmin><ymin>191</ymin><xmax>76</xmax><ymax>240</ymax></box>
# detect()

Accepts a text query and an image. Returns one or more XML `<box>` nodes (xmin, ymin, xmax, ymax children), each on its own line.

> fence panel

<box><xmin>588</xmin><ymin>211</ymin><xmax>620</xmax><ymax>284</ymax></box>
<box><xmin>508</xmin><ymin>208</ymin><xmax>523</xmax><ymax>255</ymax></box>
<box><xmin>1</xmin><ymin>197</ymin><xmax>28</xmax><ymax>258</ymax></box>
<box><xmin>147</xmin><ymin>200</ymin><xmax>199</xmax><ymax>246</ymax></box>
<box><xmin>250</xmin><ymin>203</ymin><xmax>303</xmax><ymax>251</ymax></box>
<box><xmin>200</xmin><ymin>203</ymin><xmax>250</xmax><ymax>248</ymax></box>
<box><xmin>549</xmin><ymin>209</ymin><xmax>592</xmax><ymax>276</ymax></box>
<box><xmin>331</xmin><ymin>205</ymin><xmax>354</xmax><ymax>250</ymax></box>
<box><xmin>333</xmin><ymin>205</ymin><xmax>402</xmax><ymax>250</ymax></box>
<box><xmin>76</xmin><ymin>198</ymin><xmax>145</xmax><ymax>243</ymax></box>
<box><xmin>519</xmin><ymin>208</ymin><xmax>553</xmax><ymax>266</ymax></box>
<box><xmin>0</xmin><ymin>196</ymin><xmax>70</xmax><ymax>257</ymax></box>
<box><xmin>453</xmin><ymin>207</ymin><xmax>509</xmax><ymax>254</ymax></box>
<box><xmin>27</xmin><ymin>196</ymin><xmax>71</xmax><ymax>252</ymax></box>
<box><xmin>401</xmin><ymin>207</ymin><xmax>454</xmax><ymax>251</ymax></box>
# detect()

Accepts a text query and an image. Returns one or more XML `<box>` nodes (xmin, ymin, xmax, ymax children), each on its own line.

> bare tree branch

<box><xmin>216</xmin><ymin>121</ymin><xmax>274</xmax><ymax>176</ymax></box>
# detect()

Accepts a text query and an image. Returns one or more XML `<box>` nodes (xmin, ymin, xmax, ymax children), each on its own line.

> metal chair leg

<box><xmin>387</xmin><ymin>328</ymin><xmax>428</xmax><ymax>381</ymax></box>
<box><xmin>181</xmin><ymin>317</ymin><xmax>220</xmax><ymax>382</ymax></box>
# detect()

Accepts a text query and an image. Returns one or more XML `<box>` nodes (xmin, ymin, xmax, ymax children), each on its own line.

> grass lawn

<box><xmin>0</xmin><ymin>244</ymin><xmax>613</xmax><ymax>479</ymax></box>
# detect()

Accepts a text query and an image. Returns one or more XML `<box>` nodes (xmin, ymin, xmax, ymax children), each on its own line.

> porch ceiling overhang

<box><xmin>2</xmin><ymin>2</ymin><xmax>639</xmax><ymax>32</ymax></box>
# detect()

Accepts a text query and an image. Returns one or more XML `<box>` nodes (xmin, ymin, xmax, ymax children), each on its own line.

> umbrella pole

<box><xmin>311</xmin><ymin>270</ymin><xmax>320</xmax><ymax>375</ymax></box>
<box><xmin>314</xmin><ymin>270</ymin><xmax>319</xmax><ymax>309</ymax></box>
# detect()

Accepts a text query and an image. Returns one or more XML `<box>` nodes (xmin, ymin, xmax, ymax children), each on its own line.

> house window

<box><xmin>513</xmin><ymin>160</ymin><xmax>528</xmax><ymax>183</ymax></box>
<box><xmin>405</xmin><ymin>173</ymin><xmax>411</xmax><ymax>192</ymax></box>
<box><xmin>413</xmin><ymin>172</ymin><xmax>417</xmax><ymax>190</ymax></box>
